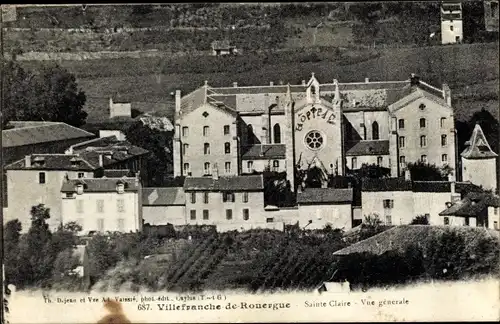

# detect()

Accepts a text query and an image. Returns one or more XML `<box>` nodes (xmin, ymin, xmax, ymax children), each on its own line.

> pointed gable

<box><xmin>461</xmin><ymin>124</ymin><xmax>498</xmax><ymax>159</ymax></box>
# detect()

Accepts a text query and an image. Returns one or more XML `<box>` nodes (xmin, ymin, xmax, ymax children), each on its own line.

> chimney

<box><xmin>175</xmin><ymin>90</ymin><xmax>181</xmax><ymax>114</ymax></box>
<box><xmin>301</xmin><ymin>80</ymin><xmax>306</xmax><ymax>85</ymax></box>
<box><xmin>279</xmin><ymin>80</ymin><xmax>284</xmax><ymax>85</ymax></box>
<box><xmin>76</xmin><ymin>184</ymin><xmax>84</xmax><ymax>195</ymax></box>
<box><xmin>410</xmin><ymin>73</ymin><xmax>420</xmax><ymax>86</ymax></box>
<box><xmin>269</xmin><ymin>81</ymin><xmax>274</xmax><ymax>86</ymax></box>
<box><xmin>365</xmin><ymin>77</ymin><xmax>370</xmax><ymax>83</ymax></box>
<box><xmin>233</xmin><ymin>82</ymin><xmax>238</xmax><ymax>88</ymax></box>
<box><xmin>25</xmin><ymin>155</ymin><xmax>31</xmax><ymax>168</ymax></box>
<box><xmin>98</xmin><ymin>154</ymin><xmax>104</xmax><ymax>167</ymax></box>
<box><xmin>275</xmin><ymin>96</ymin><xmax>280</xmax><ymax>109</ymax></box>
<box><xmin>442</xmin><ymin>83</ymin><xmax>452</xmax><ymax>106</ymax></box>
<box><xmin>404</xmin><ymin>169</ymin><xmax>411</xmax><ymax>181</ymax></box>
<box><xmin>450</xmin><ymin>181</ymin><xmax>456</xmax><ymax>194</ymax></box>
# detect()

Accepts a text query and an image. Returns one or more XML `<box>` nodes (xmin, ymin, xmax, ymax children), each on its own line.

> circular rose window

<box><xmin>304</xmin><ymin>130</ymin><xmax>325</xmax><ymax>150</ymax></box>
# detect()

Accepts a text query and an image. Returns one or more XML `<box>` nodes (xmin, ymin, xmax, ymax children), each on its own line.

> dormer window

<box><xmin>33</xmin><ymin>156</ymin><xmax>45</xmax><ymax>166</ymax></box>
<box><xmin>116</xmin><ymin>182</ymin><xmax>125</xmax><ymax>194</ymax></box>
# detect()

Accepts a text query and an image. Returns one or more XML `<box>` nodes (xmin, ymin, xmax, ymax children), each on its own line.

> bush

<box><xmin>410</xmin><ymin>215</ymin><xmax>430</xmax><ymax>225</ymax></box>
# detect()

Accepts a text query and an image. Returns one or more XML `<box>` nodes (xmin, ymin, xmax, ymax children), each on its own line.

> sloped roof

<box><xmin>389</xmin><ymin>86</ymin><xmax>449</xmax><ymax>112</ymax></box>
<box><xmin>183</xmin><ymin>175</ymin><xmax>264</xmax><ymax>191</ymax></box>
<box><xmin>332</xmin><ymin>225</ymin><xmax>499</xmax><ymax>256</ymax></box>
<box><xmin>103</xmin><ymin>169</ymin><xmax>132</xmax><ymax>178</ymax></box>
<box><xmin>362</xmin><ymin>177</ymin><xmax>413</xmax><ymax>192</ymax></box>
<box><xmin>241</xmin><ymin>144</ymin><xmax>286</xmax><ymax>160</ymax></box>
<box><xmin>461</xmin><ymin>123</ymin><xmax>498</xmax><ymax>159</ymax></box>
<box><xmin>142</xmin><ymin>187</ymin><xmax>185</xmax><ymax>206</ymax></box>
<box><xmin>345</xmin><ymin>140</ymin><xmax>389</xmax><ymax>156</ymax></box>
<box><xmin>439</xmin><ymin>192</ymin><xmax>500</xmax><ymax>217</ymax></box>
<box><xmin>297</xmin><ymin>188</ymin><xmax>353</xmax><ymax>204</ymax></box>
<box><xmin>2</xmin><ymin>122</ymin><xmax>94</xmax><ymax>148</ymax></box>
<box><xmin>61</xmin><ymin>177</ymin><xmax>140</xmax><ymax>193</ymax></box>
<box><xmin>362</xmin><ymin>178</ymin><xmax>483</xmax><ymax>193</ymax></box>
<box><xmin>5</xmin><ymin>154</ymin><xmax>97</xmax><ymax>171</ymax></box>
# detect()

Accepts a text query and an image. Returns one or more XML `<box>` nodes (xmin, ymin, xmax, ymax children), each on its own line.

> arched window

<box><xmin>372</xmin><ymin>121</ymin><xmax>379</xmax><ymax>140</ymax></box>
<box><xmin>247</xmin><ymin>124</ymin><xmax>254</xmax><ymax>145</ymax></box>
<box><xmin>420</xmin><ymin>118</ymin><xmax>426</xmax><ymax>128</ymax></box>
<box><xmin>273</xmin><ymin>123</ymin><xmax>281</xmax><ymax>144</ymax></box>
<box><xmin>204</xmin><ymin>143</ymin><xmax>210</xmax><ymax>155</ymax></box>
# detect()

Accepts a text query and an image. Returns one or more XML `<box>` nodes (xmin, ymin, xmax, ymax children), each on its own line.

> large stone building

<box><xmin>173</xmin><ymin>73</ymin><xmax>457</xmax><ymax>189</ymax></box>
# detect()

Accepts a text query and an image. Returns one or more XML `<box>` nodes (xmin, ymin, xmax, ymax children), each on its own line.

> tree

<box><xmin>3</xmin><ymin>62</ymin><xmax>87</xmax><ymax>127</ymax></box>
<box><xmin>359</xmin><ymin>213</ymin><xmax>386</xmax><ymax>240</ymax></box>
<box><xmin>354</xmin><ymin>164</ymin><xmax>390</xmax><ymax>180</ymax></box>
<box><xmin>3</xmin><ymin>220</ymin><xmax>22</xmax><ymax>287</ymax></box>
<box><xmin>410</xmin><ymin>215</ymin><xmax>430</xmax><ymax>225</ymax></box>
<box><xmin>407</xmin><ymin>161</ymin><xmax>447</xmax><ymax>181</ymax></box>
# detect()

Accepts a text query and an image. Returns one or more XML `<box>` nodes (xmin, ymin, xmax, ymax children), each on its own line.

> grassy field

<box><xmin>19</xmin><ymin>43</ymin><xmax>497</xmax><ymax>122</ymax></box>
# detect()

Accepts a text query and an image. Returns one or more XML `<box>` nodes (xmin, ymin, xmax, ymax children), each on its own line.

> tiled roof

<box><xmin>142</xmin><ymin>187</ymin><xmax>185</xmax><ymax>206</ymax></box>
<box><xmin>297</xmin><ymin>188</ymin><xmax>353</xmax><ymax>204</ymax></box>
<box><xmin>333</xmin><ymin>225</ymin><xmax>499</xmax><ymax>256</ymax></box>
<box><xmin>345</xmin><ymin>140</ymin><xmax>389</xmax><ymax>156</ymax></box>
<box><xmin>61</xmin><ymin>177</ymin><xmax>140</xmax><ymax>193</ymax></box>
<box><xmin>461</xmin><ymin>124</ymin><xmax>498</xmax><ymax>159</ymax></box>
<box><xmin>241</xmin><ymin>144</ymin><xmax>286</xmax><ymax>160</ymax></box>
<box><xmin>138</xmin><ymin>114</ymin><xmax>174</xmax><ymax>131</ymax></box>
<box><xmin>439</xmin><ymin>192</ymin><xmax>500</xmax><ymax>217</ymax></box>
<box><xmin>183</xmin><ymin>175</ymin><xmax>264</xmax><ymax>191</ymax></box>
<box><xmin>103</xmin><ymin>169</ymin><xmax>132</xmax><ymax>178</ymax></box>
<box><xmin>2</xmin><ymin>122</ymin><xmax>94</xmax><ymax>148</ymax></box>
<box><xmin>362</xmin><ymin>178</ymin><xmax>484</xmax><ymax>193</ymax></box>
<box><xmin>5</xmin><ymin>154</ymin><xmax>97</xmax><ymax>171</ymax></box>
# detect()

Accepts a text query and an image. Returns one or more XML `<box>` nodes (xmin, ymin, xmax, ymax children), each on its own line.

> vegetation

<box><xmin>2</xmin><ymin>61</ymin><xmax>87</xmax><ymax>127</ymax></box>
<box><xmin>411</xmin><ymin>215</ymin><xmax>430</xmax><ymax>225</ymax></box>
<box><xmin>3</xmin><ymin>205</ymin><xmax>83</xmax><ymax>290</ymax></box>
<box><xmin>406</xmin><ymin>161</ymin><xmax>450</xmax><ymax>181</ymax></box>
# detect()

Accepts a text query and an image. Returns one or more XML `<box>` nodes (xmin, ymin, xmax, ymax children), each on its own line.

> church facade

<box><xmin>173</xmin><ymin>73</ymin><xmax>457</xmax><ymax>188</ymax></box>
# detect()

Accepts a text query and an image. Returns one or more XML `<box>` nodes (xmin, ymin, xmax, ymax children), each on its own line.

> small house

<box><xmin>211</xmin><ymin>40</ymin><xmax>237</xmax><ymax>56</ymax></box>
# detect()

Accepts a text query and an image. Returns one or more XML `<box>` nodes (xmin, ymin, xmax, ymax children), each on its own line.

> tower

<box><xmin>461</xmin><ymin>123</ymin><xmax>498</xmax><ymax>191</ymax></box>
<box><xmin>284</xmin><ymin>84</ymin><xmax>296</xmax><ymax>191</ymax></box>
<box><xmin>173</xmin><ymin>90</ymin><xmax>182</xmax><ymax>177</ymax></box>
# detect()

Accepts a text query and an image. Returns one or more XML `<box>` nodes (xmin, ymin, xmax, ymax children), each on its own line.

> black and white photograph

<box><xmin>1</xmin><ymin>2</ymin><xmax>499</xmax><ymax>323</ymax></box>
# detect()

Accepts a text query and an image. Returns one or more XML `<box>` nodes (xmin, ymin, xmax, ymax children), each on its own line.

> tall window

<box><xmin>420</xmin><ymin>118</ymin><xmax>426</xmax><ymax>128</ymax></box>
<box><xmin>223</xmin><ymin>192</ymin><xmax>235</xmax><ymax>203</ymax></box>
<box><xmin>203</xmin><ymin>210</ymin><xmax>209</xmax><ymax>220</ymax></box>
<box><xmin>183</xmin><ymin>143</ymin><xmax>189</xmax><ymax>156</ymax></box>
<box><xmin>243</xmin><ymin>209</ymin><xmax>250</xmax><ymax>221</ymax></box>
<box><xmin>224</xmin><ymin>142</ymin><xmax>231</xmax><ymax>154</ymax></box>
<box><xmin>117</xmin><ymin>199</ymin><xmax>125</xmax><ymax>213</ymax></box>
<box><xmin>377</xmin><ymin>156</ymin><xmax>383</xmax><ymax>166</ymax></box>
<box><xmin>399</xmin><ymin>156</ymin><xmax>406</xmax><ymax>169</ymax></box>
<box><xmin>398</xmin><ymin>119</ymin><xmax>405</xmax><ymax>129</ymax></box>
<box><xmin>223</xmin><ymin>125</ymin><xmax>230</xmax><ymax>135</ymax></box>
<box><xmin>272</xmin><ymin>160</ymin><xmax>280</xmax><ymax>172</ymax></box>
<box><xmin>247</xmin><ymin>124</ymin><xmax>254</xmax><ymax>145</ymax></box>
<box><xmin>442</xmin><ymin>154</ymin><xmax>448</xmax><ymax>163</ymax></box>
<box><xmin>273</xmin><ymin>123</ymin><xmax>281</xmax><ymax>144</ymax></box>
<box><xmin>242</xmin><ymin>192</ymin><xmax>249</xmax><ymax>203</ymax></box>
<box><xmin>76</xmin><ymin>200</ymin><xmax>84</xmax><ymax>214</ymax></box>
<box><xmin>190</xmin><ymin>210</ymin><xmax>196</xmax><ymax>220</ymax></box>
<box><xmin>440</xmin><ymin>117</ymin><xmax>446</xmax><ymax>128</ymax></box>
<box><xmin>225</xmin><ymin>162</ymin><xmax>231</xmax><ymax>174</ymax></box>
<box><xmin>204</xmin><ymin>143</ymin><xmax>210</xmax><ymax>155</ymax></box>
<box><xmin>78</xmin><ymin>172</ymin><xmax>85</xmax><ymax>179</ymax></box>
<box><xmin>183</xmin><ymin>163</ymin><xmax>190</xmax><ymax>176</ymax></box>
<box><xmin>191</xmin><ymin>192</ymin><xmax>196</xmax><ymax>204</ymax></box>
<box><xmin>420</xmin><ymin>135</ymin><xmax>427</xmax><ymax>147</ymax></box>
<box><xmin>450</xmin><ymin>25</ymin><xmax>454</xmax><ymax>31</ymax></box>
<box><xmin>204</xmin><ymin>162</ymin><xmax>211</xmax><ymax>175</ymax></box>
<box><xmin>38</xmin><ymin>172</ymin><xmax>46</xmax><ymax>184</ymax></box>
<box><xmin>203</xmin><ymin>192</ymin><xmax>209</xmax><ymax>204</ymax></box>
<box><xmin>96</xmin><ymin>199</ymin><xmax>104</xmax><ymax>213</ymax></box>
<box><xmin>117</xmin><ymin>218</ymin><xmax>125</xmax><ymax>232</ymax></box>
<box><xmin>399</xmin><ymin>136</ymin><xmax>405</xmax><ymax>148</ymax></box>
<box><xmin>97</xmin><ymin>218</ymin><xmax>104</xmax><ymax>232</ymax></box>
<box><xmin>203</xmin><ymin>126</ymin><xmax>210</xmax><ymax>136</ymax></box>
<box><xmin>247</xmin><ymin>161</ymin><xmax>254</xmax><ymax>173</ymax></box>
<box><xmin>421</xmin><ymin>155</ymin><xmax>428</xmax><ymax>163</ymax></box>
<box><xmin>372</xmin><ymin>121</ymin><xmax>379</xmax><ymax>140</ymax></box>
<box><xmin>385</xmin><ymin>215</ymin><xmax>392</xmax><ymax>226</ymax></box>
<box><xmin>182</xmin><ymin>126</ymin><xmax>189</xmax><ymax>137</ymax></box>
<box><xmin>441</xmin><ymin>134</ymin><xmax>447</xmax><ymax>146</ymax></box>
<box><xmin>226</xmin><ymin>209</ymin><xmax>233</xmax><ymax>220</ymax></box>
<box><xmin>351</xmin><ymin>157</ymin><xmax>357</xmax><ymax>169</ymax></box>
<box><xmin>444</xmin><ymin>217</ymin><xmax>450</xmax><ymax>225</ymax></box>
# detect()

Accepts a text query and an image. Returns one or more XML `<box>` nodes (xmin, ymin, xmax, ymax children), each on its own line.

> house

<box><xmin>484</xmin><ymin>0</ymin><xmax>499</xmax><ymax>32</ymax></box>
<box><xmin>109</xmin><ymin>96</ymin><xmax>132</xmax><ymax>119</ymax></box>
<box><xmin>441</xmin><ymin>1</ymin><xmax>463</xmax><ymax>44</ymax></box>
<box><xmin>60</xmin><ymin>175</ymin><xmax>143</xmax><ymax>235</ymax></box>
<box><xmin>460</xmin><ymin>123</ymin><xmax>498</xmax><ymax>191</ymax></box>
<box><xmin>211</xmin><ymin>40</ymin><xmax>237</xmax><ymax>56</ymax></box>
<box><xmin>361</xmin><ymin>172</ymin><xmax>483</xmax><ymax>226</ymax></box>
<box><xmin>4</xmin><ymin>154</ymin><xmax>100</xmax><ymax>232</ymax></box>
<box><xmin>142</xmin><ymin>187</ymin><xmax>186</xmax><ymax>226</ymax></box>
<box><xmin>296</xmin><ymin>187</ymin><xmax>353</xmax><ymax>229</ymax></box>
<box><xmin>439</xmin><ymin>191</ymin><xmax>500</xmax><ymax>229</ymax></box>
